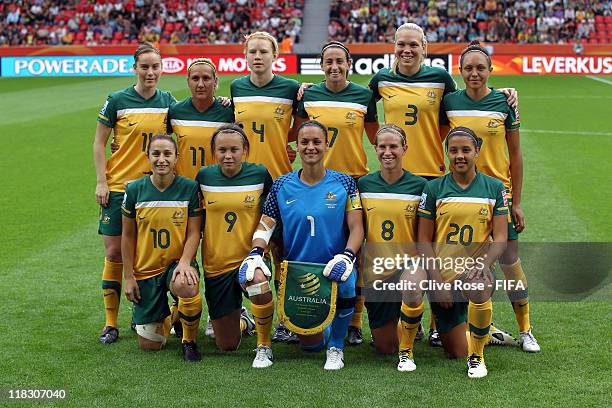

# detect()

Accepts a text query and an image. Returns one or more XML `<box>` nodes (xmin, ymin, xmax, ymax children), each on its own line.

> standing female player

<box><xmin>358</xmin><ymin>124</ymin><xmax>428</xmax><ymax>371</ymax></box>
<box><xmin>122</xmin><ymin>134</ymin><xmax>203</xmax><ymax>362</ymax></box>
<box><xmin>169</xmin><ymin>58</ymin><xmax>234</xmax><ymax>179</ymax></box>
<box><xmin>418</xmin><ymin>127</ymin><xmax>509</xmax><ymax>378</ymax></box>
<box><xmin>94</xmin><ymin>43</ymin><xmax>176</xmax><ymax>343</ymax></box>
<box><xmin>241</xmin><ymin>121</ymin><xmax>364</xmax><ymax>370</ymax></box>
<box><xmin>231</xmin><ymin>31</ymin><xmax>301</xmax><ymax>342</ymax></box>
<box><xmin>196</xmin><ymin>124</ymin><xmax>275</xmax><ymax>367</ymax></box>
<box><xmin>297</xmin><ymin>41</ymin><xmax>379</xmax><ymax>179</ymax></box>
<box><xmin>295</xmin><ymin>41</ymin><xmax>378</xmax><ymax>344</ymax></box>
<box><xmin>441</xmin><ymin>41</ymin><xmax>539</xmax><ymax>352</ymax></box>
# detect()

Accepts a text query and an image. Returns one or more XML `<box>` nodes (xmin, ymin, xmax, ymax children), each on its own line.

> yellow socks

<box><xmin>102</xmin><ymin>259</ymin><xmax>122</xmax><ymax>328</ymax></box>
<box><xmin>398</xmin><ymin>301</ymin><xmax>424</xmax><ymax>357</ymax></box>
<box><xmin>251</xmin><ymin>300</ymin><xmax>275</xmax><ymax>346</ymax></box>
<box><xmin>179</xmin><ymin>294</ymin><xmax>202</xmax><ymax>343</ymax></box>
<box><xmin>500</xmin><ymin>259</ymin><xmax>530</xmax><ymax>332</ymax></box>
<box><xmin>468</xmin><ymin>300</ymin><xmax>492</xmax><ymax>359</ymax></box>
<box><xmin>350</xmin><ymin>295</ymin><xmax>365</xmax><ymax>329</ymax></box>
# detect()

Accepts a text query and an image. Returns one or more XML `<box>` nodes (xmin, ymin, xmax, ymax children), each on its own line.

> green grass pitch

<box><xmin>0</xmin><ymin>74</ymin><xmax>610</xmax><ymax>407</ymax></box>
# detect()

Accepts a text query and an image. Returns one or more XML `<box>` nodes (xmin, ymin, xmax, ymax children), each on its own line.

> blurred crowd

<box><xmin>328</xmin><ymin>0</ymin><xmax>612</xmax><ymax>44</ymax></box>
<box><xmin>0</xmin><ymin>0</ymin><xmax>303</xmax><ymax>47</ymax></box>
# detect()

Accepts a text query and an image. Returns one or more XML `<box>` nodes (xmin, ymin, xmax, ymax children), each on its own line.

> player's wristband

<box><xmin>249</xmin><ymin>247</ymin><xmax>265</xmax><ymax>257</ymax></box>
<box><xmin>342</xmin><ymin>248</ymin><xmax>356</xmax><ymax>262</ymax></box>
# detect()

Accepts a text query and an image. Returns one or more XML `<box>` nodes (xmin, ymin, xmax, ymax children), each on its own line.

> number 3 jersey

<box><xmin>417</xmin><ymin>172</ymin><xmax>508</xmax><ymax>281</ymax></box>
<box><xmin>121</xmin><ymin>176</ymin><xmax>201</xmax><ymax>280</ymax></box>
<box><xmin>196</xmin><ymin>163</ymin><xmax>273</xmax><ymax>277</ymax></box>
<box><xmin>231</xmin><ymin>75</ymin><xmax>300</xmax><ymax>179</ymax></box>
<box><xmin>263</xmin><ymin>170</ymin><xmax>362</xmax><ymax>263</ymax></box>
<box><xmin>98</xmin><ymin>86</ymin><xmax>176</xmax><ymax>192</ymax></box>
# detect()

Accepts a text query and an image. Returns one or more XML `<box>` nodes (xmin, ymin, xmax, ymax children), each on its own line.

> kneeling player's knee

<box><xmin>136</xmin><ymin>322</ymin><xmax>167</xmax><ymax>350</ymax></box>
<box><xmin>172</xmin><ymin>281</ymin><xmax>199</xmax><ymax>299</ymax></box>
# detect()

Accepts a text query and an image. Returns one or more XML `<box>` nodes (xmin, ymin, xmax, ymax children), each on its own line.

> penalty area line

<box><xmin>586</xmin><ymin>75</ymin><xmax>612</xmax><ymax>86</ymax></box>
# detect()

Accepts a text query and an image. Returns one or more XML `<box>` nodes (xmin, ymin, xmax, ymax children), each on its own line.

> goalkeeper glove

<box><xmin>323</xmin><ymin>248</ymin><xmax>356</xmax><ymax>282</ymax></box>
<box><xmin>239</xmin><ymin>247</ymin><xmax>271</xmax><ymax>285</ymax></box>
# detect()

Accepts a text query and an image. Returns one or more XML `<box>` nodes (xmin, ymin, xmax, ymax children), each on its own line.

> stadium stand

<box><xmin>328</xmin><ymin>0</ymin><xmax>611</xmax><ymax>44</ymax></box>
<box><xmin>0</xmin><ymin>0</ymin><xmax>304</xmax><ymax>46</ymax></box>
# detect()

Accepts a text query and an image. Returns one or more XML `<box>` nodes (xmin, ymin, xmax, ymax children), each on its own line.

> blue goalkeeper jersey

<box><xmin>263</xmin><ymin>169</ymin><xmax>362</xmax><ymax>263</ymax></box>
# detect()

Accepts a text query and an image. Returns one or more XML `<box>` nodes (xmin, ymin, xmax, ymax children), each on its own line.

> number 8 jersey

<box><xmin>417</xmin><ymin>172</ymin><xmax>508</xmax><ymax>281</ymax></box>
<box><xmin>263</xmin><ymin>170</ymin><xmax>362</xmax><ymax>263</ymax></box>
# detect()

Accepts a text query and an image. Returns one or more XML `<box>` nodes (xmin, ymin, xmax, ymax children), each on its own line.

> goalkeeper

<box><xmin>240</xmin><ymin>120</ymin><xmax>364</xmax><ymax>370</ymax></box>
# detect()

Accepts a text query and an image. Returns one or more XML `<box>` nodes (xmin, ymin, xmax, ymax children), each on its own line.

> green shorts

<box><xmin>204</xmin><ymin>268</ymin><xmax>246</xmax><ymax>320</ymax></box>
<box><xmin>366</xmin><ymin>300</ymin><xmax>401</xmax><ymax>330</ymax></box>
<box><xmin>98</xmin><ymin>191</ymin><xmax>124</xmax><ymax>236</ymax></box>
<box><xmin>430</xmin><ymin>290</ymin><xmax>468</xmax><ymax>334</ymax></box>
<box><xmin>507</xmin><ymin>197</ymin><xmax>519</xmax><ymax>241</ymax></box>
<box><xmin>133</xmin><ymin>262</ymin><xmax>200</xmax><ymax>325</ymax></box>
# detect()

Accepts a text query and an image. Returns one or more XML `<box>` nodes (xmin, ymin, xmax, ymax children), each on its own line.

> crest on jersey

<box><xmin>326</xmin><ymin>192</ymin><xmax>336</xmax><ymax>201</ymax></box>
<box><xmin>404</xmin><ymin>203</ymin><xmax>416</xmax><ymax>217</ymax></box>
<box><xmin>345</xmin><ymin>111</ymin><xmax>357</xmax><ymax>121</ymax></box>
<box><xmin>487</xmin><ymin>120</ymin><xmax>500</xmax><ymax>128</ymax></box>
<box><xmin>244</xmin><ymin>194</ymin><xmax>256</xmax><ymax>208</ymax></box>
<box><xmin>426</xmin><ymin>90</ymin><xmax>437</xmax><ymax>105</ymax></box>
<box><xmin>274</xmin><ymin>106</ymin><xmax>286</xmax><ymax>115</ymax></box>
<box><xmin>172</xmin><ymin>210</ymin><xmax>184</xmax><ymax>219</ymax></box>
<box><xmin>479</xmin><ymin>207</ymin><xmax>488</xmax><ymax>216</ymax></box>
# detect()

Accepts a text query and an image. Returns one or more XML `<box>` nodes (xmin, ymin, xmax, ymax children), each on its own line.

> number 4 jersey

<box><xmin>121</xmin><ymin>175</ymin><xmax>201</xmax><ymax>280</ymax></box>
<box><xmin>231</xmin><ymin>75</ymin><xmax>300</xmax><ymax>179</ymax></box>
<box><xmin>196</xmin><ymin>163</ymin><xmax>273</xmax><ymax>277</ymax></box>
<box><xmin>98</xmin><ymin>86</ymin><xmax>176</xmax><ymax>192</ymax></box>
<box><xmin>417</xmin><ymin>172</ymin><xmax>508</xmax><ymax>281</ymax></box>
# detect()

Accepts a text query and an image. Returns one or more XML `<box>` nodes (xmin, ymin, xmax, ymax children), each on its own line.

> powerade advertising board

<box><xmin>1</xmin><ymin>55</ymin><xmax>133</xmax><ymax>77</ymax></box>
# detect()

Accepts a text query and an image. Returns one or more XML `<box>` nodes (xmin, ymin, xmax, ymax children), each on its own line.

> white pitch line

<box><xmin>586</xmin><ymin>75</ymin><xmax>612</xmax><ymax>86</ymax></box>
<box><xmin>522</xmin><ymin>129</ymin><xmax>612</xmax><ymax>136</ymax></box>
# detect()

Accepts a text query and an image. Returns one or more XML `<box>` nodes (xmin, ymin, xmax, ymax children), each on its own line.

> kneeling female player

<box><xmin>121</xmin><ymin>134</ymin><xmax>203</xmax><ymax>362</ymax></box>
<box><xmin>417</xmin><ymin>127</ymin><xmax>508</xmax><ymax>378</ymax></box>
<box><xmin>358</xmin><ymin>124</ymin><xmax>428</xmax><ymax>371</ymax></box>
<box><xmin>241</xmin><ymin>120</ymin><xmax>364</xmax><ymax>370</ymax></box>
<box><xmin>196</xmin><ymin>124</ymin><xmax>275</xmax><ymax>367</ymax></box>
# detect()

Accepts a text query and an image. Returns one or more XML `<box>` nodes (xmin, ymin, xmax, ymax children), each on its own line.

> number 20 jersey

<box><xmin>263</xmin><ymin>170</ymin><xmax>362</xmax><ymax>263</ymax></box>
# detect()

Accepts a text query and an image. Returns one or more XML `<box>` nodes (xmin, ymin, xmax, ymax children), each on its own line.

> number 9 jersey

<box><xmin>197</xmin><ymin>163</ymin><xmax>273</xmax><ymax>278</ymax></box>
<box><xmin>231</xmin><ymin>75</ymin><xmax>300</xmax><ymax>179</ymax></box>
<box><xmin>417</xmin><ymin>172</ymin><xmax>508</xmax><ymax>281</ymax></box>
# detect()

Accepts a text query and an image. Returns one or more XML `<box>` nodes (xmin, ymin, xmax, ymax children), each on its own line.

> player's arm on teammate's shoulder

<box><xmin>93</xmin><ymin>122</ymin><xmax>113</xmax><ymax>207</ymax></box>
<box><xmin>506</xmin><ymin>128</ymin><xmax>524</xmax><ymax>232</ymax></box>
<box><xmin>296</xmin><ymin>82</ymin><xmax>313</xmax><ymax>101</ymax></box>
<box><xmin>499</xmin><ymin>87</ymin><xmax>518</xmax><ymax>109</ymax></box>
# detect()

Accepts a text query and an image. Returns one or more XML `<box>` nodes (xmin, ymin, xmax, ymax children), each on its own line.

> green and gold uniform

<box><xmin>359</xmin><ymin>170</ymin><xmax>427</xmax><ymax>329</ymax></box>
<box><xmin>231</xmin><ymin>75</ymin><xmax>299</xmax><ymax>179</ymax></box>
<box><xmin>441</xmin><ymin>89</ymin><xmax>520</xmax><ymax>194</ymax></box>
<box><xmin>196</xmin><ymin>162</ymin><xmax>273</xmax><ymax>318</ymax></box>
<box><xmin>168</xmin><ymin>97</ymin><xmax>234</xmax><ymax>180</ymax></box>
<box><xmin>97</xmin><ymin>86</ymin><xmax>176</xmax><ymax>235</ymax></box>
<box><xmin>121</xmin><ymin>175</ymin><xmax>201</xmax><ymax>323</ymax></box>
<box><xmin>441</xmin><ymin>88</ymin><xmax>520</xmax><ymax>239</ymax></box>
<box><xmin>298</xmin><ymin>82</ymin><xmax>378</xmax><ymax>178</ymax></box>
<box><xmin>369</xmin><ymin>66</ymin><xmax>456</xmax><ymax>178</ymax></box>
<box><xmin>417</xmin><ymin>172</ymin><xmax>508</xmax><ymax>333</ymax></box>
